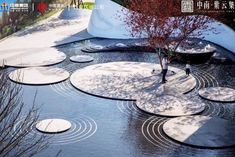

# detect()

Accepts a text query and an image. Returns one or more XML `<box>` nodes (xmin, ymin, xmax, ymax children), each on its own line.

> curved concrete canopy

<box><xmin>87</xmin><ymin>0</ymin><xmax>138</xmax><ymax>39</ymax></box>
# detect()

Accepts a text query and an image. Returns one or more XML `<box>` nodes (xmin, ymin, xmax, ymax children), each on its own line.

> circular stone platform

<box><xmin>199</xmin><ymin>87</ymin><xmax>235</xmax><ymax>102</ymax></box>
<box><xmin>9</xmin><ymin>67</ymin><xmax>70</xmax><ymax>85</ymax></box>
<box><xmin>163</xmin><ymin>116</ymin><xmax>235</xmax><ymax>148</ymax></box>
<box><xmin>70</xmin><ymin>62</ymin><xmax>196</xmax><ymax>100</ymax></box>
<box><xmin>36</xmin><ymin>119</ymin><xmax>72</xmax><ymax>134</ymax></box>
<box><xmin>70</xmin><ymin>55</ymin><xmax>94</xmax><ymax>63</ymax></box>
<box><xmin>136</xmin><ymin>94</ymin><xmax>205</xmax><ymax>116</ymax></box>
<box><xmin>3</xmin><ymin>48</ymin><xmax>66</xmax><ymax>67</ymax></box>
<box><xmin>70</xmin><ymin>62</ymin><xmax>198</xmax><ymax>116</ymax></box>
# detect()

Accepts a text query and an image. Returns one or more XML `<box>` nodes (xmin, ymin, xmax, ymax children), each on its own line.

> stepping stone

<box><xmin>70</xmin><ymin>62</ymin><xmax>196</xmax><ymax>104</ymax></box>
<box><xmin>9</xmin><ymin>67</ymin><xmax>70</xmax><ymax>85</ymax></box>
<box><xmin>199</xmin><ymin>87</ymin><xmax>235</xmax><ymax>102</ymax></box>
<box><xmin>163</xmin><ymin>116</ymin><xmax>235</xmax><ymax>148</ymax></box>
<box><xmin>36</xmin><ymin>119</ymin><xmax>71</xmax><ymax>134</ymax></box>
<box><xmin>70</xmin><ymin>55</ymin><xmax>94</xmax><ymax>63</ymax></box>
<box><xmin>115</xmin><ymin>43</ymin><xmax>127</xmax><ymax>47</ymax></box>
<box><xmin>136</xmin><ymin>94</ymin><xmax>205</xmax><ymax>116</ymax></box>
<box><xmin>2</xmin><ymin>47</ymin><xmax>66</xmax><ymax>67</ymax></box>
<box><xmin>93</xmin><ymin>45</ymin><xmax>104</xmax><ymax>49</ymax></box>
<box><xmin>81</xmin><ymin>46</ymin><xmax>104</xmax><ymax>53</ymax></box>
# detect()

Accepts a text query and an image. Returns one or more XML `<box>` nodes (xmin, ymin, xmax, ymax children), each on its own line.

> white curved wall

<box><xmin>87</xmin><ymin>0</ymin><xmax>138</xmax><ymax>39</ymax></box>
<box><xmin>88</xmin><ymin>0</ymin><xmax>235</xmax><ymax>54</ymax></box>
<box><xmin>202</xmin><ymin>22</ymin><xmax>235</xmax><ymax>54</ymax></box>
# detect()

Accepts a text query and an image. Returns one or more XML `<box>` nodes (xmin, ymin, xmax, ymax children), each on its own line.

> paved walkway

<box><xmin>0</xmin><ymin>9</ymin><xmax>93</xmax><ymax>67</ymax></box>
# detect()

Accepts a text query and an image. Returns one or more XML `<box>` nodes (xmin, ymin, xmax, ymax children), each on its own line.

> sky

<box><xmin>0</xmin><ymin>0</ymin><xmax>16</xmax><ymax>16</ymax></box>
<box><xmin>0</xmin><ymin>0</ymin><xmax>17</xmax><ymax>8</ymax></box>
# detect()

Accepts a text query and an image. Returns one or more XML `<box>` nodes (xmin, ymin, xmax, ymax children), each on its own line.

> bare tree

<box><xmin>0</xmin><ymin>67</ymin><xmax>49</xmax><ymax>157</ymax></box>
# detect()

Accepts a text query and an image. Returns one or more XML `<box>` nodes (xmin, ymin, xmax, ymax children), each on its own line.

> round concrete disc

<box><xmin>36</xmin><ymin>119</ymin><xmax>72</xmax><ymax>134</ymax></box>
<box><xmin>163</xmin><ymin>116</ymin><xmax>235</xmax><ymax>148</ymax></box>
<box><xmin>70</xmin><ymin>55</ymin><xmax>94</xmax><ymax>63</ymax></box>
<box><xmin>3</xmin><ymin>47</ymin><xmax>66</xmax><ymax>67</ymax></box>
<box><xmin>93</xmin><ymin>45</ymin><xmax>104</xmax><ymax>49</ymax></box>
<box><xmin>136</xmin><ymin>94</ymin><xmax>205</xmax><ymax>116</ymax></box>
<box><xmin>115</xmin><ymin>43</ymin><xmax>127</xmax><ymax>47</ymax></box>
<box><xmin>9</xmin><ymin>67</ymin><xmax>70</xmax><ymax>85</ymax></box>
<box><xmin>70</xmin><ymin>62</ymin><xmax>196</xmax><ymax>100</ymax></box>
<box><xmin>199</xmin><ymin>87</ymin><xmax>235</xmax><ymax>102</ymax></box>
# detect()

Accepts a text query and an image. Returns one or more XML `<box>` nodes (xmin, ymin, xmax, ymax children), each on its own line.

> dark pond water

<box><xmin>7</xmin><ymin>38</ymin><xmax>235</xmax><ymax>157</ymax></box>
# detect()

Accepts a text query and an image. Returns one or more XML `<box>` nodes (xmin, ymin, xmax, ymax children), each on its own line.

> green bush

<box><xmin>80</xmin><ymin>2</ymin><xmax>94</xmax><ymax>10</ymax></box>
<box><xmin>2</xmin><ymin>26</ymin><xmax>13</xmax><ymax>36</ymax></box>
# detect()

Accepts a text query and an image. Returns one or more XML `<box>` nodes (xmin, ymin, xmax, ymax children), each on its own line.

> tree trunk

<box><xmin>156</xmin><ymin>47</ymin><xmax>163</xmax><ymax>69</ymax></box>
